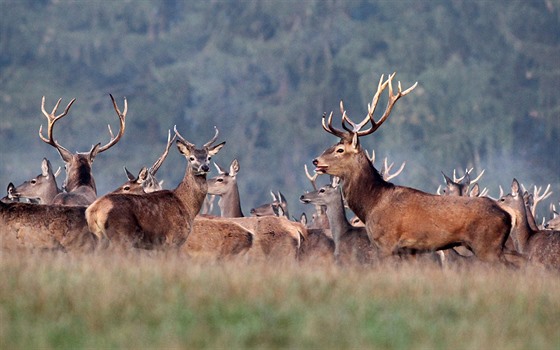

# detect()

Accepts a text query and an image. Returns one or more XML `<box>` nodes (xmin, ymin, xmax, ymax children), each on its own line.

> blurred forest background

<box><xmin>0</xmin><ymin>0</ymin><xmax>558</xmax><ymax>218</ymax></box>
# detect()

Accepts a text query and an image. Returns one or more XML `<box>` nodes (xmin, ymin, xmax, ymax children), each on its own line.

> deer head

<box><xmin>9</xmin><ymin>158</ymin><xmax>61</xmax><ymax>204</ymax></box>
<box><xmin>39</xmin><ymin>95</ymin><xmax>126</xmax><ymax>203</ymax></box>
<box><xmin>313</xmin><ymin>73</ymin><xmax>417</xmax><ymax>179</ymax></box>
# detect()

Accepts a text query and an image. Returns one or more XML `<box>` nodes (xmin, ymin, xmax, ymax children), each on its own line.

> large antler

<box><xmin>149</xmin><ymin>129</ymin><xmax>176</xmax><ymax>176</ymax></box>
<box><xmin>39</xmin><ymin>96</ymin><xmax>76</xmax><ymax>155</ymax></box>
<box><xmin>322</xmin><ymin>73</ymin><xmax>417</xmax><ymax>140</ymax></box>
<box><xmin>97</xmin><ymin>94</ymin><xmax>127</xmax><ymax>153</ymax></box>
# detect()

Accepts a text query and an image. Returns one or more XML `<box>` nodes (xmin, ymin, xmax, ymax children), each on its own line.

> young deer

<box><xmin>250</xmin><ymin>191</ymin><xmax>290</xmax><ymax>218</ymax></box>
<box><xmin>8</xmin><ymin>158</ymin><xmax>62</xmax><ymax>204</ymax></box>
<box><xmin>206</xmin><ymin>159</ymin><xmax>244</xmax><ymax>217</ymax></box>
<box><xmin>498</xmin><ymin>179</ymin><xmax>560</xmax><ymax>270</ymax></box>
<box><xmin>39</xmin><ymin>95</ymin><xmax>127</xmax><ymax>205</ymax></box>
<box><xmin>111</xmin><ymin>130</ymin><xmax>176</xmax><ymax>194</ymax></box>
<box><xmin>313</xmin><ymin>73</ymin><xmax>517</xmax><ymax>266</ymax></box>
<box><xmin>85</xmin><ymin>126</ymin><xmax>225</xmax><ymax>251</ymax></box>
<box><xmin>300</xmin><ymin>176</ymin><xmax>377</xmax><ymax>266</ymax></box>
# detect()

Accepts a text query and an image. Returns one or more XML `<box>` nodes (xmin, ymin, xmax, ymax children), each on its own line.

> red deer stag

<box><xmin>39</xmin><ymin>95</ymin><xmax>127</xmax><ymax>205</ymax></box>
<box><xmin>313</xmin><ymin>72</ymin><xmax>518</xmax><ymax>266</ymax></box>
<box><xmin>498</xmin><ymin>179</ymin><xmax>560</xmax><ymax>270</ymax></box>
<box><xmin>85</xmin><ymin>126</ymin><xmax>225</xmax><ymax>251</ymax></box>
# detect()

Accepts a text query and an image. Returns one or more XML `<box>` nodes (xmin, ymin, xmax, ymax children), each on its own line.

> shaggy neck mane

<box><xmin>342</xmin><ymin>149</ymin><xmax>393</xmax><ymax>222</ymax></box>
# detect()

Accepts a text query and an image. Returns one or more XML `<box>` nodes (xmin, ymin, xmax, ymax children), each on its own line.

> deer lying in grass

<box><xmin>250</xmin><ymin>191</ymin><xmax>290</xmax><ymax>219</ymax></box>
<box><xmin>300</xmin><ymin>176</ymin><xmax>377</xmax><ymax>266</ymax></box>
<box><xmin>111</xmin><ymin>130</ymin><xmax>176</xmax><ymax>194</ymax></box>
<box><xmin>85</xmin><ymin>126</ymin><xmax>225</xmax><ymax>251</ymax></box>
<box><xmin>8</xmin><ymin>158</ymin><xmax>62</xmax><ymax>204</ymax></box>
<box><xmin>39</xmin><ymin>95</ymin><xmax>127</xmax><ymax>205</ymax></box>
<box><xmin>498</xmin><ymin>179</ymin><xmax>560</xmax><ymax>270</ymax></box>
<box><xmin>313</xmin><ymin>73</ymin><xmax>518</xmax><ymax>266</ymax></box>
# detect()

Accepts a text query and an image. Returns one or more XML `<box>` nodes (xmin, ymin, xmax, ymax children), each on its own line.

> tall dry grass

<box><xmin>1</xmin><ymin>250</ymin><xmax>559</xmax><ymax>349</ymax></box>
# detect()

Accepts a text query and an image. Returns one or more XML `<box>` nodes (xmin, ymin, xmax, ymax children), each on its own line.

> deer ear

<box><xmin>208</xmin><ymin>141</ymin><xmax>226</xmax><ymax>157</ymax></box>
<box><xmin>138</xmin><ymin>167</ymin><xmax>149</xmax><ymax>182</ymax></box>
<box><xmin>176</xmin><ymin>139</ymin><xmax>192</xmax><ymax>156</ymax></box>
<box><xmin>41</xmin><ymin>158</ymin><xmax>51</xmax><ymax>177</ymax></box>
<box><xmin>124</xmin><ymin>166</ymin><xmax>136</xmax><ymax>180</ymax></box>
<box><xmin>230</xmin><ymin>159</ymin><xmax>239</xmax><ymax>176</ymax></box>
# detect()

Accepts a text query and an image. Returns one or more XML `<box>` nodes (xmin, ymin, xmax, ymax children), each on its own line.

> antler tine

<box><xmin>150</xmin><ymin>129</ymin><xmax>177</xmax><ymax>175</ymax></box>
<box><xmin>383</xmin><ymin>159</ymin><xmax>406</xmax><ymax>181</ymax></box>
<box><xmin>453</xmin><ymin>168</ymin><xmax>473</xmax><ymax>183</ymax></box>
<box><xmin>203</xmin><ymin>126</ymin><xmax>219</xmax><ymax>148</ymax></box>
<box><xmin>469</xmin><ymin>169</ymin><xmax>485</xmax><ymax>184</ymax></box>
<box><xmin>532</xmin><ymin>184</ymin><xmax>552</xmax><ymax>217</ymax></box>
<box><xmin>366</xmin><ymin>148</ymin><xmax>375</xmax><ymax>163</ymax></box>
<box><xmin>173</xmin><ymin>125</ymin><xmax>194</xmax><ymax>147</ymax></box>
<box><xmin>39</xmin><ymin>96</ymin><xmax>76</xmax><ymax>154</ymax></box>
<box><xmin>369</xmin><ymin>73</ymin><xmax>418</xmax><ymax>134</ymax></box>
<box><xmin>98</xmin><ymin>94</ymin><xmax>127</xmax><ymax>153</ymax></box>
<box><xmin>321</xmin><ymin>111</ymin><xmax>347</xmax><ymax>138</ymax></box>
<box><xmin>304</xmin><ymin>164</ymin><xmax>318</xmax><ymax>190</ymax></box>
<box><xmin>341</xmin><ymin>76</ymin><xmax>388</xmax><ymax>136</ymax></box>
<box><xmin>213</xmin><ymin>162</ymin><xmax>226</xmax><ymax>175</ymax></box>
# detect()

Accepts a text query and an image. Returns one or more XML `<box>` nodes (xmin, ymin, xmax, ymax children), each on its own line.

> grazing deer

<box><xmin>300</xmin><ymin>176</ymin><xmax>377</xmax><ymax>266</ymax></box>
<box><xmin>8</xmin><ymin>158</ymin><xmax>62</xmax><ymax>204</ymax></box>
<box><xmin>111</xmin><ymin>130</ymin><xmax>176</xmax><ymax>194</ymax></box>
<box><xmin>85</xmin><ymin>126</ymin><xmax>225</xmax><ymax>251</ymax></box>
<box><xmin>250</xmin><ymin>191</ymin><xmax>290</xmax><ymax>219</ymax></box>
<box><xmin>312</xmin><ymin>72</ymin><xmax>517</xmax><ymax>266</ymax></box>
<box><xmin>206</xmin><ymin>159</ymin><xmax>244</xmax><ymax>217</ymax></box>
<box><xmin>498</xmin><ymin>179</ymin><xmax>560</xmax><ymax>270</ymax></box>
<box><xmin>39</xmin><ymin>95</ymin><xmax>127</xmax><ymax>205</ymax></box>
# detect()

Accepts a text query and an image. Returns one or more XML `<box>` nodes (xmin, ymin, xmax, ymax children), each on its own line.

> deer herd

<box><xmin>2</xmin><ymin>73</ymin><xmax>559</xmax><ymax>271</ymax></box>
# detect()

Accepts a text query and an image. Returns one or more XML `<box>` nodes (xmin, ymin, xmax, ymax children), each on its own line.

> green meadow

<box><xmin>1</xmin><ymin>251</ymin><xmax>559</xmax><ymax>349</ymax></box>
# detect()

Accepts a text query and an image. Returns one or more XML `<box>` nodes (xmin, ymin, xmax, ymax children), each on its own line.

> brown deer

<box><xmin>85</xmin><ymin>126</ymin><xmax>225</xmax><ymax>251</ymax></box>
<box><xmin>302</xmin><ymin>164</ymin><xmax>330</xmax><ymax>230</ymax></box>
<box><xmin>0</xmin><ymin>201</ymin><xmax>97</xmax><ymax>252</ymax></box>
<box><xmin>111</xmin><ymin>130</ymin><xmax>176</xmax><ymax>194</ymax></box>
<box><xmin>204</xmin><ymin>159</ymin><xmax>306</xmax><ymax>262</ymax></box>
<box><xmin>206</xmin><ymin>159</ymin><xmax>244</xmax><ymax>217</ymax></box>
<box><xmin>545</xmin><ymin>204</ymin><xmax>560</xmax><ymax>230</ymax></box>
<box><xmin>439</xmin><ymin>168</ymin><xmax>486</xmax><ymax>197</ymax></box>
<box><xmin>498</xmin><ymin>179</ymin><xmax>560</xmax><ymax>270</ymax></box>
<box><xmin>39</xmin><ymin>95</ymin><xmax>127</xmax><ymax>205</ymax></box>
<box><xmin>300</xmin><ymin>176</ymin><xmax>378</xmax><ymax>266</ymax></box>
<box><xmin>250</xmin><ymin>191</ymin><xmax>290</xmax><ymax>218</ymax></box>
<box><xmin>8</xmin><ymin>158</ymin><xmax>62</xmax><ymax>204</ymax></box>
<box><xmin>312</xmin><ymin>72</ymin><xmax>518</xmax><ymax>266</ymax></box>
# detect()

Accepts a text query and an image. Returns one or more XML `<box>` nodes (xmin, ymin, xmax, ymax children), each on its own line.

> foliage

<box><xmin>0</xmin><ymin>0</ymin><xmax>558</xmax><ymax>216</ymax></box>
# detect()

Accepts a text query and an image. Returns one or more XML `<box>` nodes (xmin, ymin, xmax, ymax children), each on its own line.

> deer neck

<box><xmin>219</xmin><ymin>184</ymin><xmax>244</xmax><ymax>217</ymax></box>
<box><xmin>342</xmin><ymin>152</ymin><xmax>391</xmax><ymax>222</ymax></box>
<box><xmin>504</xmin><ymin>201</ymin><xmax>535</xmax><ymax>254</ymax></box>
<box><xmin>65</xmin><ymin>162</ymin><xmax>97</xmax><ymax>196</ymax></box>
<box><xmin>175</xmin><ymin>166</ymin><xmax>208</xmax><ymax>214</ymax></box>
<box><xmin>324</xmin><ymin>191</ymin><xmax>352</xmax><ymax>250</ymax></box>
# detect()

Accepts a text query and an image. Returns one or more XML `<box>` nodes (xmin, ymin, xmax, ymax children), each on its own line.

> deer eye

<box><xmin>124</xmin><ymin>186</ymin><xmax>130</xmax><ymax>191</ymax></box>
<box><xmin>217</xmin><ymin>178</ymin><xmax>224</xmax><ymax>182</ymax></box>
<box><xmin>207</xmin><ymin>156</ymin><xmax>212</xmax><ymax>161</ymax></box>
<box><xmin>319</xmin><ymin>189</ymin><xmax>325</xmax><ymax>193</ymax></box>
<box><xmin>31</xmin><ymin>179</ymin><xmax>37</xmax><ymax>184</ymax></box>
<box><xmin>189</xmin><ymin>156</ymin><xmax>195</xmax><ymax>161</ymax></box>
<box><xmin>336</xmin><ymin>148</ymin><xmax>344</xmax><ymax>153</ymax></box>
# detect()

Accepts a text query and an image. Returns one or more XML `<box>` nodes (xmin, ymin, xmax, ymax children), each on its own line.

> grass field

<box><xmin>1</xmin><ymin>251</ymin><xmax>559</xmax><ymax>349</ymax></box>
